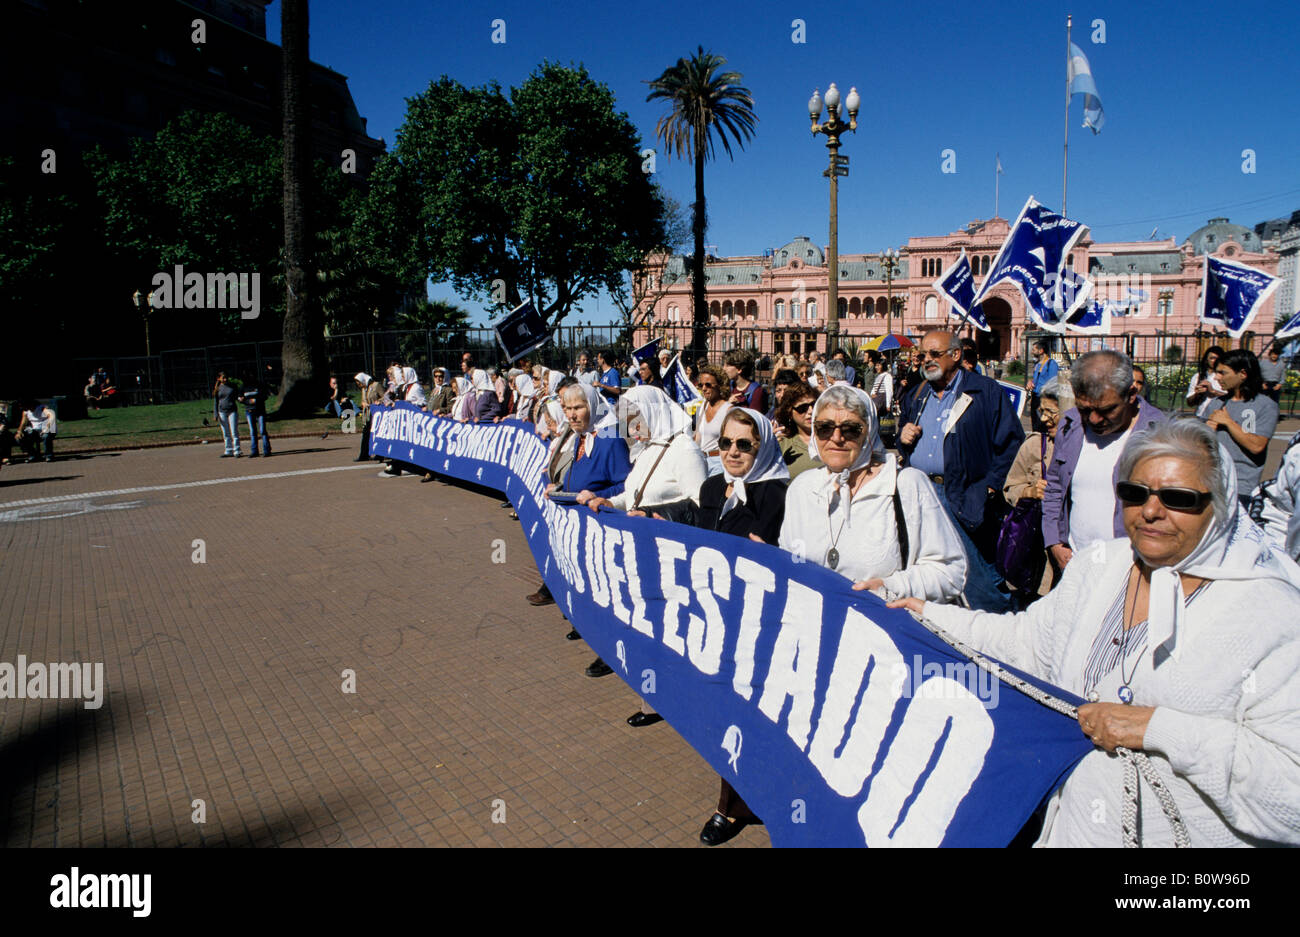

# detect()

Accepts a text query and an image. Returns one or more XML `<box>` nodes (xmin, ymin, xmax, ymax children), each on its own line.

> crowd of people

<box><xmin>352</xmin><ymin>334</ymin><xmax>1300</xmax><ymax>848</ymax></box>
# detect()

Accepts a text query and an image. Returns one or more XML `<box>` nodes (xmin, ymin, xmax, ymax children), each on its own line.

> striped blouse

<box><xmin>1081</xmin><ymin>579</ymin><xmax>1210</xmax><ymax>695</ymax></box>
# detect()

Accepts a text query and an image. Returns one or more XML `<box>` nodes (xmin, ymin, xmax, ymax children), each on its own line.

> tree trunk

<box><xmin>690</xmin><ymin>141</ymin><xmax>708</xmax><ymax>361</ymax></box>
<box><xmin>276</xmin><ymin>0</ymin><xmax>323</xmax><ymax>417</ymax></box>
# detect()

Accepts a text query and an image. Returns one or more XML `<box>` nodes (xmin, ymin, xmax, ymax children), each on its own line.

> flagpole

<box><xmin>994</xmin><ymin>153</ymin><xmax>999</xmax><ymax>218</ymax></box>
<box><xmin>1063</xmin><ymin>14</ymin><xmax>1071</xmax><ymax>217</ymax></box>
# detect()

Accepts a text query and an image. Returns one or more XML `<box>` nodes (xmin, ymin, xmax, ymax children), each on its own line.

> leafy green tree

<box><xmin>84</xmin><ymin>110</ymin><xmax>282</xmax><ymax>342</ymax></box>
<box><xmin>0</xmin><ymin>156</ymin><xmax>77</xmax><ymax>312</ymax></box>
<box><xmin>646</xmin><ymin>47</ymin><xmax>757</xmax><ymax>356</ymax></box>
<box><xmin>385</xmin><ymin>63</ymin><xmax>668</xmax><ymax>328</ymax></box>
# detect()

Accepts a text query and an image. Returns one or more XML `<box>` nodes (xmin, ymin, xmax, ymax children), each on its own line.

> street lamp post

<box><xmin>880</xmin><ymin>247</ymin><xmax>901</xmax><ymax>336</ymax></box>
<box><xmin>809</xmin><ymin>83</ymin><xmax>859</xmax><ymax>352</ymax></box>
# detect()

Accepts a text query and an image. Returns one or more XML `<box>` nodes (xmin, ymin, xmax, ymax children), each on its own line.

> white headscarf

<box><xmin>514</xmin><ymin>374</ymin><xmax>536</xmax><ymax>415</ymax></box>
<box><xmin>807</xmin><ymin>385</ymin><xmax>887</xmax><ymax>493</ymax></box>
<box><xmin>355</xmin><ymin>372</ymin><xmax>372</xmax><ymax>387</ymax></box>
<box><xmin>622</xmin><ymin>385</ymin><xmax>691</xmax><ymax>445</ymax></box>
<box><xmin>402</xmin><ymin>367</ymin><xmax>426</xmax><ymax>405</ymax></box>
<box><xmin>720</xmin><ymin>409</ymin><xmax>790</xmax><ymax>514</ymax></box>
<box><xmin>547</xmin><ymin>371</ymin><xmax>564</xmax><ymax>396</ymax></box>
<box><xmin>1142</xmin><ymin>441</ymin><xmax>1300</xmax><ymax>666</ymax></box>
<box><xmin>471</xmin><ymin>368</ymin><xmax>491</xmax><ymax>394</ymax></box>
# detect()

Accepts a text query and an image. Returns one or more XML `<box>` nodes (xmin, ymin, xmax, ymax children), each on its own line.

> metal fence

<box><xmin>73</xmin><ymin>325</ymin><xmax>1300</xmax><ymax>416</ymax></box>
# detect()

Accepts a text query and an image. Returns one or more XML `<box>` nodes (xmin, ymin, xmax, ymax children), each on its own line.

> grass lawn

<box><xmin>58</xmin><ymin>399</ymin><xmax>348</xmax><ymax>450</ymax></box>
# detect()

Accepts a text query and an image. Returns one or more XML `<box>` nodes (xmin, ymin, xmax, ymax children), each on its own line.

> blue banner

<box><xmin>974</xmin><ymin>197</ymin><xmax>1091</xmax><ymax>332</ymax></box>
<box><xmin>935</xmin><ymin>251</ymin><xmax>985</xmax><ymax>330</ymax></box>
<box><xmin>1200</xmin><ymin>255</ymin><xmax>1281</xmax><ymax>339</ymax></box>
<box><xmin>1277</xmin><ymin>306</ymin><xmax>1300</xmax><ymax>341</ymax></box>
<box><xmin>368</xmin><ymin>404</ymin><xmax>1092</xmax><ymax>846</ymax></box>
<box><xmin>493</xmin><ymin>300</ymin><xmax>550</xmax><ymax>362</ymax></box>
<box><xmin>631</xmin><ymin>336</ymin><xmax>662</xmax><ymax>365</ymax></box>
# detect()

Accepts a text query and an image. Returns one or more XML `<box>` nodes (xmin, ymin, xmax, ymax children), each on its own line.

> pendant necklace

<box><xmin>1116</xmin><ymin>566</ymin><xmax>1146</xmax><ymax>705</ymax></box>
<box><xmin>825</xmin><ymin>476</ymin><xmax>852</xmax><ymax>570</ymax></box>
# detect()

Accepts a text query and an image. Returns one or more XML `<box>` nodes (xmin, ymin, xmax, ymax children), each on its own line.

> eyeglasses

<box><xmin>1037</xmin><ymin>407</ymin><xmax>1060</xmax><ymax>420</ymax></box>
<box><xmin>698</xmin><ymin>381</ymin><xmax>717</xmax><ymax>389</ymax></box>
<box><xmin>1115</xmin><ymin>481</ymin><xmax>1212</xmax><ymax>512</ymax></box>
<box><xmin>717</xmin><ymin>436</ymin><xmax>757</xmax><ymax>453</ymax></box>
<box><xmin>813</xmin><ymin>420</ymin><xmax>866</xmax><ymax>442</ymax></box>
<box><xmin>792</xmin><ymin>401</ymin><xmax>814</xmax><ymax>414</ymax></box>
<box><xmin>921</xmin><ymin>349</ymin><xmax>953</xmax><ymax>360</ymax></box>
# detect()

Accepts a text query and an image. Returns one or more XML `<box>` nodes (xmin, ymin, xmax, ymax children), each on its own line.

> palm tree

<box><xmin>646</xmin><ymin>47</ymin><xmax>756</xmax><ymax>358</ymax></box>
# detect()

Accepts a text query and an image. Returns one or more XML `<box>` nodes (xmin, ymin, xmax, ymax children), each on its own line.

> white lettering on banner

<box><xmin>857</xmin><ymin>677</ymin><xmax>994</xmax><ymax>847</ymax></box>
<box><xmin>731</xmin><ymin>558</ymin><xmax>776</xmax><ymax>700</ymax></box>
<box><xmin>621</xmin><ymin>530</ymin><xmax>654</xmax><ymax>637</ymax></box>
<box><xmin>758</xmin><ymin>581</ymin><xmax>824</xmax><ymax>750</ymax></box>
<box><xmin>807</xmin><ymin>609</ymin><xmax>905</xmax><ymax>796</ymax></box>
<box><xmin>585</xmin><ymin>520</ymin><xmax>611</xmax><ymax>607</ymax></box>
<box><xmin>655</xmin><ymin>537</ymin><xmax>689</xmax><ymax>656</ymax></box>
<box><xmin>686</xmin><ymin>547</ymin><xmax>730</xmax><ymax>675</ymax></box>
<box><xmin>604</xmin><ymin>520</ymin><xmax>630</xmax><ymax>623</ymax></box>
<box><xmin>377</xmin><ymin>409</ymin><xmax>1008</xmax><ymax>845</ymax></box>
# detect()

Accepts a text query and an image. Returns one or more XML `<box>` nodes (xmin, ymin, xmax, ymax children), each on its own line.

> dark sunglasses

<box><xmin>698</xmin><ymin>380</ymin><xmax>718</xmax><ymax>389</ymax></box>
<box><xmin>1115</xmin><ymin>481</ymin><xmax>1212</xmax><ymax>512</ymax></box>
<box><xmin>813</xmin><ymin>420</ymin><xmax>866</xmax><ymax>442</ymax></box>
<box><xmin>718</xmin><ymin>436</ymin><xmax>757</xmax><ymax>453</ymax></box>
<box><xmin>792</xmin><ymin>401</ymin><xmax>815</xmax><ymax>414</ymax></box>
<box><xmin>921</xmin><ymin>349</ymin><xmax>952</xmax><ymax>360</ymax></box>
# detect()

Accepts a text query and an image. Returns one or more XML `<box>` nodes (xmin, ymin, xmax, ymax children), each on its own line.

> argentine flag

<box><xmin>1068</xmin><ymin>42</ymin><xmax>1105</xmax><ymax>134</ymax></box>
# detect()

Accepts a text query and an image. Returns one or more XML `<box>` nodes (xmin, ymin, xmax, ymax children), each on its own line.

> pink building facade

<box><xmin>635</xmin><ymin>217</ymin><xmax>1282</xmax><ymax>360</ymax></box>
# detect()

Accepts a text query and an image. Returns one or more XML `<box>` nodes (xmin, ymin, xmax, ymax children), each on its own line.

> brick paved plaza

<box><xmin>0</xmin><ymin>438</ymin><xmax>769</xmax><ymax>848</ymax></box>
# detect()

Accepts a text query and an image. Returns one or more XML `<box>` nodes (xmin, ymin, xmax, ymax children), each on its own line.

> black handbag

<box><xmin>995</xmin><ymin>435</ymin><xmax>1047</xmax><ymax>592</ymax></box>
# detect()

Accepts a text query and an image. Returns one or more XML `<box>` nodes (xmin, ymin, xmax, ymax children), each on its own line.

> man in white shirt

<box><xmin>572</xmin><ymin>351</ymin><xmax>598</xmax><ymax>386</ymax></box>
<box><xmin>1043</xmin><ymin>350</ymin><xmax>1168</xmax><ymax>569</ymax></box>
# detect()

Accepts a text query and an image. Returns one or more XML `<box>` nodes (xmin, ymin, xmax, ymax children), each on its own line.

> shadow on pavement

<box><xmin>0</xmin><ymin>475</ymin><xmax>82</xmax><ymax>489</ymax></box>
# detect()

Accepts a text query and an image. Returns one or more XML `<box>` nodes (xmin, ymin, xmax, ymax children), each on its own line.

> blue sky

<box><xmin>269</xmin><ymin>1</ymin><xmax>1300</xmax><ymax>325</ymax></box>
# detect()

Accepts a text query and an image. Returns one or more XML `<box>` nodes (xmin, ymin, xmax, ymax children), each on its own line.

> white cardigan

<box><xmin>922</xmin><ymin>537</ymin><xmax>1300</xmax><ymax>847</ymax></box>
<box><xmin>778</xmin><ymin>456</ymin><xmax>966</xmax><ymax>603</ymax></box>
<box><xmin>608</xmin><ymin>434</ymin><xmax>708</xmax><ymax>512</ymax></box>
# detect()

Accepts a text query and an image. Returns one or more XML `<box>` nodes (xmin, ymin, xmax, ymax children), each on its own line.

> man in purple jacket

<box><xmin>1043</xmin><ymin>349</ymin><xmax>1167</xmax><ymax>571</ymax></box>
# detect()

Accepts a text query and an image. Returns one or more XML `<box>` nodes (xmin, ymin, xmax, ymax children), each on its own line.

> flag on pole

<box><xmin>1276</xmin><ymin>307</ymin><xmax>1300</xmax><ymax>341</ymax></box>
<box><xmin>1199</xmin><ymin>255</ymin><xmax>1281</xmax><ymax>339</ymax></box>
<box><xmin>996</xmin><ymin>155</ymin><xmax>1004</xmax><ymax>175</ymax></box>
<box><xmin>664</xmin><ymin>353</ymin><xmax>702</xmax><ymax>409</ymax></box>
<box><xmin>935</xmin><ymin>251</ymin><xmax>985</xmax><ymax>330</ymax></box>
<box><xmin>972</xmin><ymin>195</ymin><xmax>1091</xmax><ymax>331</ymax></box>
<box><xmin>1067</xmin><ymin>42</ymin><xmax>1105</xmax><ymax>133</ymax></box>
<box><xmin>631</xmin><ymin>336</ymin><xmax>662</xmax><ymax>366</ymax></box>
<box><xmin>493</xmin><ymin>300</ymin><xmax>550</xmax><ymax>363</ymax></box>
<box><xmin>1065</xmin><ymin>297</ymin><xmax>1114</xmax><ymax>335</ymax></box>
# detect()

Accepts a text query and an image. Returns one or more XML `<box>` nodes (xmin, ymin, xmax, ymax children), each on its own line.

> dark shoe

<box><xmin>627</xmin><ymin>712</ymin><xmax>663</xmax><ymax>728</ymax></box>
<box><xmin>249</xmin><ymin>452</ymin><xmax>260</xmax><ymax>458</ymax></box>
<box><xmin>353</xmin><ymin>456</ymin><xmax>369</xmax><ymax>462</ymax></box>
<box><xmin>585</xmin><ymin>657</ymin><xmax>613</xmax><ymax>678</ymax></box>
<box><xmin>499</xmin><ymin>501</ymin><xmax>512</xmax><ymax>508</ymax></box>
<box><xmin>699</xmin><ymin>813</ymin><xmax>746</xmax><ymax>847</ymax></box>
<box><xmin>220</xmin><ymin>453</ymin><xmax>233</xmax><ymax>458</ymax></box>
<box><xmin>379</xmin><ymin>469</ymin><xmax>402</xmax><ymax>477</ymax></box>
<box><xmin>526</xmin><ymin>588</ymin><xmax>554</xmax><ymax>607</ymax></box>
<box><xmin>565</xmin><ymin>629</ymin><xmax>581</xmax><ymax>641</ymax></box>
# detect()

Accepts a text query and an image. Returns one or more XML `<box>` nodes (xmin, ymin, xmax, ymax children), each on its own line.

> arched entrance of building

<box><xmin>976</xmin><ymin>297</ymin><xmax>1013</xmax><ymax>360</ymax></box>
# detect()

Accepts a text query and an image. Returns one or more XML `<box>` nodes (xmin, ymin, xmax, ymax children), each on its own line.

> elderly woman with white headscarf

<box><xmin>889</xmin><ymin>419</ymin><xmax>1300</xmax><ymax>847</ymax></box>
<box><xmin>512</xmin><ymin>372</ymin><xmax>537</xmax><ymax>421</ymax></box>
<box><xmin>579</xmin><ymin>385</ymin><xmax>708</xmax><ymax>517</ymax></box>
<box><xmin>526</xmin><ymin>382</ymin><xmax>632</xmax><ymax>611</ymax></box>
<box><xmin>778</xmin><ymin>384</ymin><xmax>967</xmax><ymax>603</ymax></box>
<box><xmin>455</xmin><ymin>369</ymin><xmax>491</xmax><ymax>422</ymax></box>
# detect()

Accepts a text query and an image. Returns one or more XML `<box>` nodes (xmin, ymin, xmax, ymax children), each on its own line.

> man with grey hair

<box><xmin>824</xmin><ymin>358</ymin><xmax>849</xmax><ymax>385</ymax></box>
<box><xmin>1043</xmin><ymin>348</ymin><xmax>1167</xmax><ymax>570</ymax></box>
<box><xmin>898</xmin><ymin>329</ymin><xmax>1024</xmax><ymax>611</ymax></box>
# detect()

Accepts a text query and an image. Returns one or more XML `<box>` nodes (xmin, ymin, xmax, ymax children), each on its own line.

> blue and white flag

<box><xmin>1067</xmin><ymin>41</ymin><xmax>1105</xmax><ymax>133</ymax></box>
<box><xmin>1065</xmin><ymin>297</ymin><xmax>1113</xmax><ymax>335</ymax></box>
<box><xmin>1276</xmin><ymin>306</ymin><xmax>1300</xmax><ymax>341</ymax></box>
<box><xmin>935</xmin><ymin>250</ymin><xmax>986</xmax><ymax>330</ymax></box>
<box><xmin>493</xmin><ymin>300</ymin><xmax>550</xmax><ymax>363</ymax></box>
<box><xmin>665</xmin><ymin>353</ymin><xmax>702</xmax><ymax>408</ymax></box>
<box><xmin>997</xmin><ymin>380</ymin><xmax>1026</xmax><ymax>418</ymax></box>
<box><xmin>368</xmin><ymin>404</ymin><xmax>1094</xmax><ymax>847</ymax></box>
<box><xmin>631</xmin><ymin>336</ymin><xmax>662</xmax><ymax>366</ymax></box>
<box><xmin>973</xmin><ymin>196</ymin><xmax>1091</xmax><ymax>331</ymax></box>
<box><xmin>1199</xmin><ymin>255</ymin><xmax>1281</xmax><ymax>339</ymax></box>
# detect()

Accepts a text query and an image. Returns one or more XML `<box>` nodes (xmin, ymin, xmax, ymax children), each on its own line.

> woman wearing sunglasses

<box><xmin>778</xmin><ymin>385</ymin><xmax>967</xmax><ymax>602</ymax></box>
<box><xmin>774</xmin><ymin>384</ymin><xmax>821</xmax><ymax>478</ymax></box>
<box><xmin>889</xmin><ymin>419</ymin><xmax>1300</xmax><ymax>847</ymax></box>
<box><xmin>629</xmin><ymin>407</ymin><xmax>790</xmax><ymax>845</ymax></box>
<box><xmin>692</xmin><ymin>364</ymin><xmax>732</xmax><ymax>476</ymax></box>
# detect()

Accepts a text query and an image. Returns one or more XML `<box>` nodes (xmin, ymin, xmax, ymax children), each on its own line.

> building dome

<box><xmin>1184</xmin><ymin>217</ymin><xmax>1262</xmax><ymax>255</ymax></box>
<box><xmin>772</xmin><ymin>237</ymin><xmax>824</xmax><ymax>268</ymax></box>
